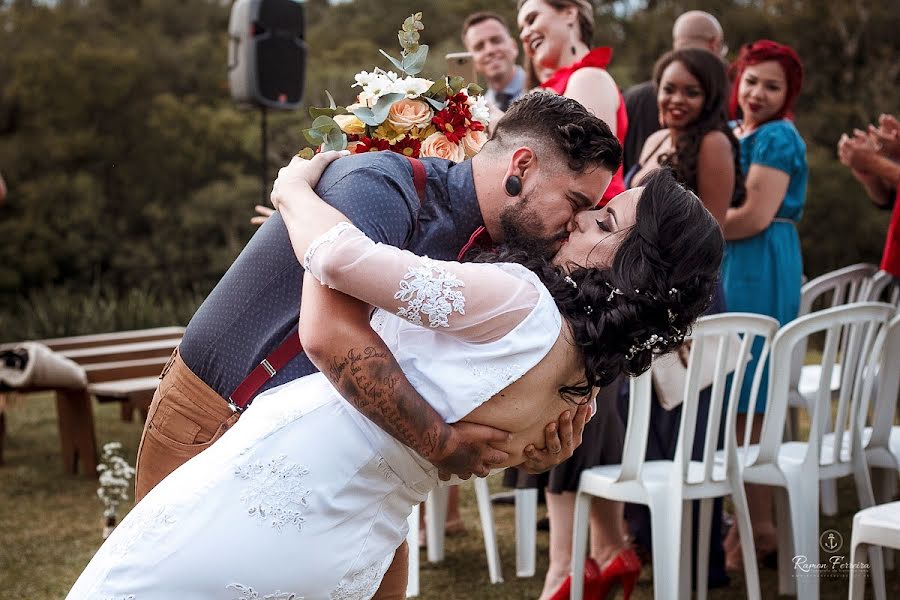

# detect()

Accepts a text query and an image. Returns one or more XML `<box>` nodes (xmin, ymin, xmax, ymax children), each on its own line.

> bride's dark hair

<box><xmin>473</xmin><ymin>168</ymin><xmax>724</xmax><ymax>401</ymax></box>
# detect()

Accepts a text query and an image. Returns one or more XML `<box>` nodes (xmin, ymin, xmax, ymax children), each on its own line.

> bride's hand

<box><xmin>270</xmin><ymin>150</ymin><xmax>349</xmax><ymax>211</ymax></box>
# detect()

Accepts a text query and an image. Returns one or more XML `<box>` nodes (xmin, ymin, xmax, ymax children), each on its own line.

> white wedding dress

<box><xmin>67</xmin><ymin>223</ymin><xmax>563</xmax><ymax>600</ymax></box>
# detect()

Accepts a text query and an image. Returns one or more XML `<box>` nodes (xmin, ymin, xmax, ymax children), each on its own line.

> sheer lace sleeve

<box><xmin>304</xmin><ymin>222</ymin><xmax>541</xmax><ymax>344</ymax></box>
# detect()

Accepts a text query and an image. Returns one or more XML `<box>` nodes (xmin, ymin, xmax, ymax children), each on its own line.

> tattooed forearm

<box><xmin>324</xmin><ymin>344</ymin><xmax>450</xmax><ymax>460</ymax></box>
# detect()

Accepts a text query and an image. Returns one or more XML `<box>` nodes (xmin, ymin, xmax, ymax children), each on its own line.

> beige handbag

<box><xmin>651</xmin><ymin>334</ymin><xmax>748</xmax><ymax>411</ymax></box>
<box><xmin>0</xmin><ymin>342</ymin><xmax>87</xmax><ymax>390</ymax></box>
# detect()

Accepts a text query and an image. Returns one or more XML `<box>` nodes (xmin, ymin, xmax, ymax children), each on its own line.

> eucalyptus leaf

<box><xmin>466</xmin><ymin>83</ymin><xmax>484</xmax><ymax>96</ymax></box>
<box><xmin>311</xmin><ymin>115</ymin><xmax>341</xmax><ymax>133</ymax></box>
<box><xmin>379</xmin><ymin>49</ymin><xmax>404</xmax><ymax>73</ymax></box>
<box><xmin>423</xmin><ymin>96</ymin><xmax>446</xmax><ymax>111</ymax></box>
<box><xmin>321</xmin><ymin>130</ymin><xmax>348</xmax><ymax>152</ymax></box>
<box><xmin>309</xmin><ymin>106</ymin><xmax>348</xmax><ymax>119</ymax></box>
<box><xmin>296</xmin><ymin>147</ymin><xmax>315</xmax><ymax>160</ymax></box>
<box><xmin>302</xmin><ymin>127</ymin><xmax>325</xmax><ymax>145</ymax></box>
<box><xmin>401</xmin><ymin>44</ymin><xmax>428</xmax><ymax>76</ymax></box>
<box><xmin>425</xmin><ymin>80</ymin><xmax>450</xmax><ymax>97</ymax></box>
<box><xmin>325</xmin><ymin>90</ymin><xmax>337</xmax><ymax>110</ymax></box>
<box><xmin>447</xmin><ymin>76</ymin><xmax>466</xmax><ymax>94</ymax></box>
<box><xmin>351</xmin><ymin>92</ymin><xmax>404</xmax><ymax>126</ymax></box>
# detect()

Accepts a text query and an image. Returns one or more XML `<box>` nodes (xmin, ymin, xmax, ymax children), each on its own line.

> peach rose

<box><xmin>387</xmin><ymin>99</ymin><xmax>434</xmax><ymax>132</ymax></box>
<box><xmin>420</xmin><ymin>132</ymin><xmax>465</xmax><ymax>163</ymax></box>
<box><xmin>461</xmin><ymin>129</ymin><xmax>488</xmax><ymax>158</ymax></box>
<box><xmin>333</xmin><ymin>114</ymin><xmax>366</xmax><ymax>135</ymax></box>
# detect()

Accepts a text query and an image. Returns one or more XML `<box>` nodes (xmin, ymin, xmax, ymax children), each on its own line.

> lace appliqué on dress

<box><xmin>104</xmin><ymin>503</ymin><xmax>176</xmax><ymax>556</ymax></box>
<box><xmin>466</xmin><ymin>359</ymin><xmax>523</xmax><ymax>400</ymax></box>
<box><xmin>235</xmin><ymin>455</ymin><xmax>311</xmax><ymax>533</ymax></box>
<box><xmin>395</xmin><ymin>257</ymin><xmax>466</xmax><ymax>328</ymax></box>
<box><xmin>303</xmin><ymin>221</ymin><xmax>355</xmax><ymax>274</ymax></box>
<box><xmin>227</xmin><ymin>583</ymin><xmax>302</xmax><ymax>599</ymax></box>
<box><xmin>330</xmin><ymin>563</ymin><xmax>381</xmax><ymax>600</ymax></box>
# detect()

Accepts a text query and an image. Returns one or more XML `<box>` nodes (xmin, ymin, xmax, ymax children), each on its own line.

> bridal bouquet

<box><xmin>301</xmin><ymin>13</ymin><xmax>489</xmax><ymax>162</ymax></box>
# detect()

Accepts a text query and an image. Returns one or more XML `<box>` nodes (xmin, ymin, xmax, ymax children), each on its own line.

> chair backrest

<box><xmin>790</xmin><ymin>264</ymin><xmax>880</xmax><ymax>392</ymax></box>
<box><xmin>755</xmin><ymin>303</ymin><xmax>894</xmax><ymax>470</ymax></box>
<box><xmin>857</xmin><ymin>312</ymin><xmax>900</xmax><ymax>451</ymax></box>
<box><xmin>617</xmin><ymin>314</ymin><xmax>779</xmax><ymax>486</ymax></box>
<box><xmin>864</xmin><ymin>270</ymin><xmax>900</xmax><ymax>306</ymax></box>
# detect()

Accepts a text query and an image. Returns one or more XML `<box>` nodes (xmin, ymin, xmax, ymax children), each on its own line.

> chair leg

<box><xmin>785</xmin><ymin>479</ymin><xmax>819</xmax><ymax>600</ymax></box>
<box><xmin>774</xmin><ymin>487</ymin><xmax>796</xmax><ymax>596</ymax></box>
<box><xmin>870</xmin><ymin>467</ymin><xmax>896</xmax><ymax>570</ymax></box>
<box><xmin>848</xmin><ymin>540</ymin><xmax>867</xmax><ymax>600</ymax></box>
<box><xmin>731</xmin><ymin>483</ymin><xmax>761</xmax><ymax>600</ymax></box>
<box><xmin>695</xmin><ymin>498</ymin><xmax>713</xmax><ymax>600</ymax></box>
<box><xmin>820</xmin><ymin>479</ymin><xmax>838</xmax><ymax>516</ymax></box>
<box><xmin>678</xmin><ymin>499</ymin><xmax>692</xmax><ymax>600</ymax></box>
<box><xmin>474</xmin><ymin>478</ymin><xmax>503</xmax><ymax>584</ymax></box>
<box><xmin>852</xmin><ymin>460</ymin><xmax>886</xmax><ymax>600</ymax></box>
<box><xmin>648</xmin><ymin>495</ymin><xmax>681</xmax><ymax>600</ymax></box>
<box><xmin>425</xmin><ymin>486</ymin><xmax>449</xmax><ymax>563</ymax></box>
<box><xmin>515</xmin><ymin>487</ymin><xmax>538</xmax><ymax>577</ymax></box>
<box><xmin>406</xmin><ymin>504</ymin><xmax>420</xmax><ymax>598</ymax></box>
<box><xmin>570</xmin><ymin>491</ymin><xmax>591</xmax><ymax>600</ymax></box>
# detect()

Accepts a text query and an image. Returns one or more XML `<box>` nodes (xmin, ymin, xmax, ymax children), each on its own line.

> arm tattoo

<box><xmin>324</xmin><ymin>343</ymin><xmax>450</xmax><ymax>460</ymax></box>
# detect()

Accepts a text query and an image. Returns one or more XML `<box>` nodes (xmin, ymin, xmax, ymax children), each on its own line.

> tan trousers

<box><xmin>134</xmin><ymin>348</ymin><xmax>409</xmax><ymax>599</ymax></box>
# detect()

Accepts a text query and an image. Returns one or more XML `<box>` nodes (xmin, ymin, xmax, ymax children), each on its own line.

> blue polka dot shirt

<box><xmin>180</xmin><ymin>152</ymin><xmax>484</xmax><ymax>400</ymax></box>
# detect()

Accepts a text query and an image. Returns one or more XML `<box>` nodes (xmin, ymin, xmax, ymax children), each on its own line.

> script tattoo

<box><xmin>324</xmin><ymin>344</ymin><xmax>448</xmax><ymax>460</ymax></box>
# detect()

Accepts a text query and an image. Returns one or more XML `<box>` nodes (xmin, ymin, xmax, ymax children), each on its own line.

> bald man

<box><xmin>622</xmin><ymin>11</ymin><xmax>726</xmax><ymax>174</ymax></box>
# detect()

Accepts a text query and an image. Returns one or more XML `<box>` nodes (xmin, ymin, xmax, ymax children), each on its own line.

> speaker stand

<box><xmin>260</xmin><ymin>105</ymin><xmax>268</xmax><ymax>207</ymax></box>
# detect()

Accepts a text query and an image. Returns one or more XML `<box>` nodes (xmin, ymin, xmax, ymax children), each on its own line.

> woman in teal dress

<box><xmin>720</xmin><ymin>40</ymin><xmax>806</xmax><ymax>570</ymax></box>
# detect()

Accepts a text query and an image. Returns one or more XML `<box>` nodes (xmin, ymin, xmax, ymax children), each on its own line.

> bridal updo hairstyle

<box><xmin>476</xmin><ymin>168</ymin><xmax>724</xmax><ymax>402</ymax></box>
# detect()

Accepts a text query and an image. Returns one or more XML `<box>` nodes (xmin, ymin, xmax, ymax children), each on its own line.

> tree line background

<box><xmin>0</xmin><ymin>0</ymin><xmax>897</xmax><ymax>341</ymax></box>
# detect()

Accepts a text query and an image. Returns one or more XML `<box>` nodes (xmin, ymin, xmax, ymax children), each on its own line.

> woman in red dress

<box><xmin>513</xmin><ymin>3</ymin><xmax>638</xmax><ymax>598</ymax></box>
<box><xmin>518</xmin><ymin>0</ymin><xmax>628</xmax><ymax>205</ymax></box>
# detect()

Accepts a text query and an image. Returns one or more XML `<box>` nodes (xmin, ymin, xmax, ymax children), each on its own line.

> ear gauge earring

<box><xmin>504</xmin><ymin>175</ymin><xmax>522</xmax><ymax>196</ymax></box>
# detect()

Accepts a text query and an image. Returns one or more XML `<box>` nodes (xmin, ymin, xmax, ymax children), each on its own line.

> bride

<box><xmin>67</xmin><ymin>152</ymin><xmax>723</xmax><ymax>600</ymax></box>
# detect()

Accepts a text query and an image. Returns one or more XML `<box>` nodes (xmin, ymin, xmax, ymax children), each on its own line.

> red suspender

<box><xmin>227</xmin><ymin>155</ymin><xmax>428</xmax><ymax>412</ymax></box>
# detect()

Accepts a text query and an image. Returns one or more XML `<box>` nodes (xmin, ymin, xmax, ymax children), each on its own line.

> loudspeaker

<box><xmin>228</xmin><ymin>0</ymin><xmax>306</xmax><ymax>109</ymax></box>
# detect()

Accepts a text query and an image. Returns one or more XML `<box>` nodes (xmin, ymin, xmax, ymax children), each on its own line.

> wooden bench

<box><xmin>3</xmin><ymin>327</ymin><xmax>183</xmax><ymax>476</ymax></box>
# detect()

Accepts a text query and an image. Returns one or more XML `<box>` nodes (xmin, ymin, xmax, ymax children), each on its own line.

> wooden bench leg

<box><xmin>120</xmin><ymin>400</ymin><xmax>135</xmax><ymax>422</ymax></box>
<box><xmin>0</xmin><ymin>408</ymin><xmax>5</xmax><ymax>466</ymax></box>
<box><xmin>56</xmin><ymin>389</ymin><xmax>98</xmax><ymax>476</ymax></box>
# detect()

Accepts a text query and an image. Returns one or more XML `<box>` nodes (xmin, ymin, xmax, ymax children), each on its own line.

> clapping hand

<box><xmin>868</xmin><ymin>114</ymin><xmax>900</xmax><ymax>161</ymax></box>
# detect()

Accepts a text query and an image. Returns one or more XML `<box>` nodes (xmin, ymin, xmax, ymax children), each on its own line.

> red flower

<box><xmin>352</xmin><ymin>136</ymin><xmax>391</xmax><ymax>153</ymax></box>
<box><xmin>391</xmin><ymin>137</ymin><xmax>422</xmax><ymax>158</ymax></box>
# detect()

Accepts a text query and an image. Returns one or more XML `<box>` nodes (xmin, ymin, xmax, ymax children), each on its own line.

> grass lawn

<box><xmin>0</xmin><ymin>393</ymin><xmax>897</xmax><ymax>598</ymax></box>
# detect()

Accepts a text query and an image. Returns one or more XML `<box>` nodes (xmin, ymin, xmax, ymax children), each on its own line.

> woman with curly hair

<box><xmin>67</xmin><ymin>153</ymin><xmax>723</xmax><ymax>599</ymax></box>
<box><xmin>625</xmin><ymin>47</ymin><xmax>743</xmax><ymax>224</ymax></box>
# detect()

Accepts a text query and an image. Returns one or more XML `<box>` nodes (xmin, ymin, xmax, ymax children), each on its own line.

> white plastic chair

<box><xmin>851</xmin><ymin>313</ymin><xmax>900</xmax><ymax>506</ymax></box>
<box><xmin>864</xmin><ymin>270</ymin><xmax>900</xmax><ymax>305</ymax></box>
<box><xmin>571</xmin><ymin>313</ymin><xmax>778</xmax><ymax>600</ymax></box>
<box><xmin>514</xmin><ymin>487</ymin><xmax>539</xmax><ymax>577</ymax></box>
<box><xmin>788</xmin><ymin>263</ymin><xmax>879</xmax><ymax>516</ymax></box>
<box><xmin>849</xmin><ymin>501</ymin><xmax>900</xmax><ymax>600</ymax></box>
<box><xmin>739</xmin><ymin>302</ymin><xmax>893</xmax><ymax>600</ymax></box>
<box><xmin>405</xmin><ymin>477</ymin><xmax>503</xmax><ymax>597</ymax></box>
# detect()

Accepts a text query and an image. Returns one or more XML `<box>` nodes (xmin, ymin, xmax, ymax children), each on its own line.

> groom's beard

<box><xmin>498</xmin><ymin>195</ymin><xmax>566</xmax><ymax>261</ymax></box>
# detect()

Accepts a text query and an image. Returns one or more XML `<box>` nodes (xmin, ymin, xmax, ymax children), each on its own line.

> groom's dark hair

<box><xmin>486</xmin><ymin>90</ymin><xmax>622</xmax><ymax>174</ymax></box>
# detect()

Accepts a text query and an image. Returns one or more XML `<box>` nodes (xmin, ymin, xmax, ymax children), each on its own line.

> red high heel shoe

<box><xmin>546</xmin><ymin>557</ymin><xmax>603</xmax><ymax>600</ymax></box>
<box><xmin>594</xmin><ymin>547</ymin><xmax>641</xmax><ymax>600</ymax></box>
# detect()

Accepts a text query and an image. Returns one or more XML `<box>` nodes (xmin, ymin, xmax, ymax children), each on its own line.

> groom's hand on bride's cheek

<box><xmin>434</xmin><ymin>422</ymin><xmax>512</xmax><ymax>481</ymax></box>
<box><xmin>520</xmin><ymin>403</ymin><xmax>591</xmax><ymax>474</ymax></box>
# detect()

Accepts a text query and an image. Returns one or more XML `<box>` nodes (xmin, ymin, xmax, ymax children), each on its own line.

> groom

<box><xmin>135</xmin><ymin>90</ymin><xmax>621</xmax><ymax>597</ymax></box>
